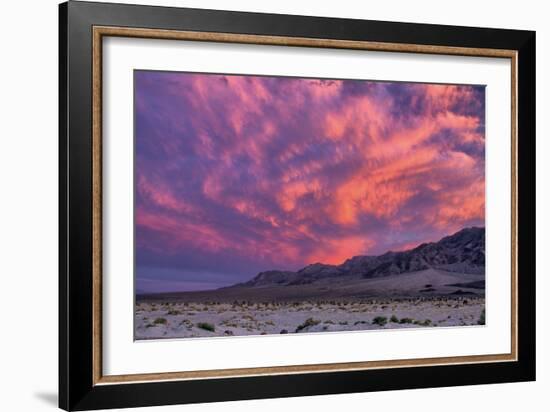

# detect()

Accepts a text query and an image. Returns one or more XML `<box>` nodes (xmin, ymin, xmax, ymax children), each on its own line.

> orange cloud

<box><xmin>307</xmin><ymin>235</ymin><xmax>375</xmax><ymax>266</ymax></box>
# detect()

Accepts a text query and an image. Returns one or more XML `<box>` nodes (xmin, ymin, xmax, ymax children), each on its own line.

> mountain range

<box><xmin>138</xmin><ymin>227</ymin><xmax>485</xmax><ymax>302</ymax></box>
<box><xmin>235</xmin><ymin>226</ymin><xmax>485</xmax><ymax>288</ymax></box>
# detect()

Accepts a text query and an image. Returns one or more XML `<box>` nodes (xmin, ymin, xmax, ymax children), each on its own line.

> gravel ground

<box><xmin>135</xmin><ymin>297</ymin><xmax>485</xmax><ymax>340</ymax></box>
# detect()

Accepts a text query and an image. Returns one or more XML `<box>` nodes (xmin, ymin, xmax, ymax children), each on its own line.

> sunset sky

<box><xmin>135</xmin><ymin>71</ymin><xmax>485</xmax><ymax>293</ymax></box>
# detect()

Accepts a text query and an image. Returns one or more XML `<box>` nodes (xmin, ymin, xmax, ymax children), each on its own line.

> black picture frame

<box><xmin>59</xmin><ymin>1</ymin><xmax>536</xmax><ymax>410</ymax></box>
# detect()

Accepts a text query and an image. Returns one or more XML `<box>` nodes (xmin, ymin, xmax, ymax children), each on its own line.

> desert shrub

<box><xmin>166</xmin><ymin>309</ymin><xmax>182</xmax><ymax>316</ymax></box>
<box><xmin>179</xmin><ymin>319</ymin><xmax>194</xmax><ymax>328</ymax></box>
<box><xmin>415</xmin><ymin>319</ymin><xmax>432</xmax><ymax>326</ymax></box>
<box><xmin>390</xmin><ymin>315</ymin><xmax>399</xmax><ymax>323</ymax></box>
<box><xmin>295</xmin><ymin>318</ymin><xmax>320</xmax><ymax>333</ymax></box>
<box><xmin>478</xmin><ymin>308</ymin><xmax>486</xmax><ymax>325</ymax></box>
<box><xmin>197</xmin><ymin>322</ymin><xmax>215</xmax><ymax>332</ymax></box>
<box><xmin>372</xmin><ymin>316</ymin><xmax>388</xmax><ymax>326</ymax></box>
<box><xmin>399</xmin><ymin>317</ymin><xmax>414</xmax><ymax>324</ymax></box>
<box><xmin>153</xmin><ymin>317</ymin><xmax>167</xmax><ymax>325</ymax></box>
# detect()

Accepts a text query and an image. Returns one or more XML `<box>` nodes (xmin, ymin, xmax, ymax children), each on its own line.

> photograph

<box><xmin>53</xmin><ymin>1</ymin><xmax>536</xmax><ymax>409</ymax></box>
<box><xmin>134</xmin><ymin>71</ymin><xmax>487</xmax><ymax>340</ymax></box>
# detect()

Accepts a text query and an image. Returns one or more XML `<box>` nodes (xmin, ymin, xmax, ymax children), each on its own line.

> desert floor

<box><xmin>135</xmin><ymin>297</ymin><xmax>485</xmax><ymax>340</ymax></box>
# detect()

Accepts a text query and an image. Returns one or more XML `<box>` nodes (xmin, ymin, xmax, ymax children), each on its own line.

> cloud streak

<box><xmin>135</xmin><ymin>71</ymin><xmax>485</xmax><ymax>292</ymax></box>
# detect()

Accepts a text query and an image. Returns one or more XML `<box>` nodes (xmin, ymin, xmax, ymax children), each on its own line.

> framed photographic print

<box><xmin>59</xmin><ymin>1</ymin><xmax>536</xmax><ymax>410</ymax></box>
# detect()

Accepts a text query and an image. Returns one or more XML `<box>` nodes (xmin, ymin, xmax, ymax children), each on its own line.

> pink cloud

<box><xmin>135</xmin><ymin>72</ymin><xmax>485</xmax><ymax>281</ymax></box>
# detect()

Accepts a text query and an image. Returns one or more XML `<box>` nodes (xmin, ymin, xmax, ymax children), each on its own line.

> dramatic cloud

<box><xmin>135</xmin><ymin>71</ymin><xmax>485</xmax><ymax>292</ymax></box>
